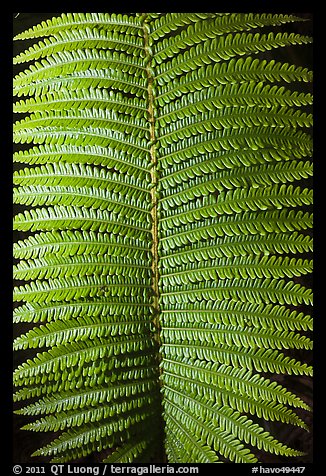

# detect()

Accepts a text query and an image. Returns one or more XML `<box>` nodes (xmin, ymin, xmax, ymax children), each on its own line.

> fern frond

<box><xmin>157</xmin><ymin>57</ymin><xmax>312</xmax><ymax>105</ymax></box>
<box><xmin>41</xmin><ymin>424</ymin><xmax>161</xmax><ymax>463</ymax></box>
<box><xmin>162</xmin><ymin>278</ymin><xmax>312</xmax><ymax>306</ymax></box>
<box><xmin>15</xmin><ymin>48</ymin><xmax>145</xmax><ymax>87</ymax></box>
<box><xmin>159</xmin><ymin>82</ymin><xmax>313</xmax><ymax>126</ymax></box>
<box><xmin>13</xmin><ymin>230</ymin><xmax>149</xmax><ymax>261</ymax></box>
<box><xmin>13</xmin><ymin>314</ymin><xmax>154</xmax><ymax>350</ymax></box>
<box><xmin>148</xmin><ymin>13</ymin><xmax>218</xmax><ymax>41</ymax></box>
<box><xmin>161</xmin><ymin>209</ymin><xmax>313</xmax><ymax>250</ymax></box>
<box><xmin>162</xmin><ymin>344</ymin><xmax>312</xmax><ymax>376</ymax></box>
<box><xmin>161</xmin><ymin>185</ymin><xmax>312</xmax><ymax>230</ymax></box>
<box><xmin>163</xmin><ymin>397</ymin><xmax>258</xmax><ymax>463</ymax></box>
<box><xmin>159</xmin><ymin>128</ymin><xmax>312</xmax><ymax>169</ymax></box>
<box><xmin>15</xmin><ymin>376</ymin><xmax>158</xmax><ymax>409</ymax></box>
<box><xmin>14</xmin><ymin>297</ymin><xmax>152</xmax><ymax>324</ymax></box>
<box><xmin>13</xmin><ymin>185</ymin><xmax>151</xmax><ymax>223</ymax></box>
<box><xmin>14</xmin><ymin>205</ymin><xmax>151</xmax><ymax>241</ymax></box>
<box><xmin>156</xmin><ymin>32</ymin><xmax>312</xmax><ymax>84</ymax></box>
<box><xmin>159</xmin><ymin>107</ymin><xmax>312</xmax><ymax>148</ymax></box>
<box><xmin>161</xmin><ymin>358</ymin><xmax>311</xmax><ymax>411</ymax></box>
<box><xmin>13</xmin><ymin>143</ymin><xmax>150</xmax><ymax>179</ymax></box>
<box><xmin>14</xmin><ymin>108</ymin><xmax>148</xmax><ymax>139</ymax></box>
<box><xmin>13</xmin><ymin>11</ymin><xmax>312</xmax><ymax>464</ymax></box>
<box><xmin>161</xmin><ymin>231</ymin><xmax>312</xmax><ymax>266</ymax></box>
<box><xmin>160</xmin><ymin>145</ymin><xmax>312</xmax><ymax>192</ymax></box>
<box><xmin>160</xmin><ymin>160</ymin><xmax>313</xmax><ymax>207</ymax></box>
<box><xmin>154</xmin><ymin>14</ymin><xmax>307</xmax><ymax>62</ymax></box>
<box><xmin>13</xmin><ymin>125</ymin><xmax>148</xmax><ymax>156</ymax></box>
<box><xmin>13</xmin><ymin>67</ymin><xmax>147</xmax><ymax>98</ymax></box>
<box><xmin>14</xmin><ymin>28</ymin><xmax>144</xmax><ymax>64</ymax></box>
<box><xmin>162</xmin><ymin>301</ymin><xmax>312</xmax><ymax>332</ymax></box>
<box><xmin>14</xmin><ymin>88</ymin><xmax>147</xmax><ymax>116</ymax></box>
<box><xmin>22</xmin><ymin>393</ymin><xmax>159</xmax><ymax>432</ymax></box>
<box><xmin>14</xmin><ymin>274</ymin><xmax>151</xmax><ymax>304</ymax></box>
<box><xmin>13</xmin><ymin>336</ymin><xmax>156</xmax><ymax>386</ymax></box>
<box><xmin>14</xmin><ymin>162</ymin><xmax>150</xmax><ymax>199</ymax></box>
<box><xmin>14</xmin><ymin>254</ymin><xmax>151</xmax><ymax>282</ymax></box>
<box><xmin>165</xmin><ymin>413</ymin><xmax>220</xmax><ymax>463</ymax></box>
<box><xmin>14</xmin><ymin>13</ymin><xmax>142</xmax><ymax>41</ymax></box>
<box><xmin>164</xmin><ymin>385</ymin><xmax>305</xmax><ymax>456</ymax></box>
<box><xmin>161</xmin><ymin>255</ymin><xmax>312</xmax><ymax>283</ymax></box>
<box><xmin>31</xmin><ymin>409</ymin><xmax>156</xmax><ymax>459</ymax></box>
<box><xmin>161</xmin><ymin>323</ymin><xmax>312</xmax><ymax>350</ymax></box>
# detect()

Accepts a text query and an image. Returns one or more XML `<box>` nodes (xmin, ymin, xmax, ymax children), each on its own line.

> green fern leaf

<box><xmin>13</xmin><ymin>12</ymin><xmax>312</xmax><ymax>464</ymax></box>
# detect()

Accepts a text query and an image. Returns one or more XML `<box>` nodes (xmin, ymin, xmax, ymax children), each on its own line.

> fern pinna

<box><xmin>13</xmin><ymin>13</ymin><xmax>313</xmax><ymax>464</ymax></box>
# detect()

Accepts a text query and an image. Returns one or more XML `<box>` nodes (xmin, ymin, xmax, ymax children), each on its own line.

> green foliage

<box><xmin>13</xmin><ymin>12</ymin><xmax>313</xmax><ymax>463</ymax></box>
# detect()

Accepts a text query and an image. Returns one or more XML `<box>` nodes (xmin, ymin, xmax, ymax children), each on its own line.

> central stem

<box><xmin>142</xmin><ymin>17</ymin><xmax>162</xmax><ymax>356</ymax></box>
<box><xmin>142</xmin><ymin>14</ymin><xmax>166</xmax><ymax>463</ymax></box>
